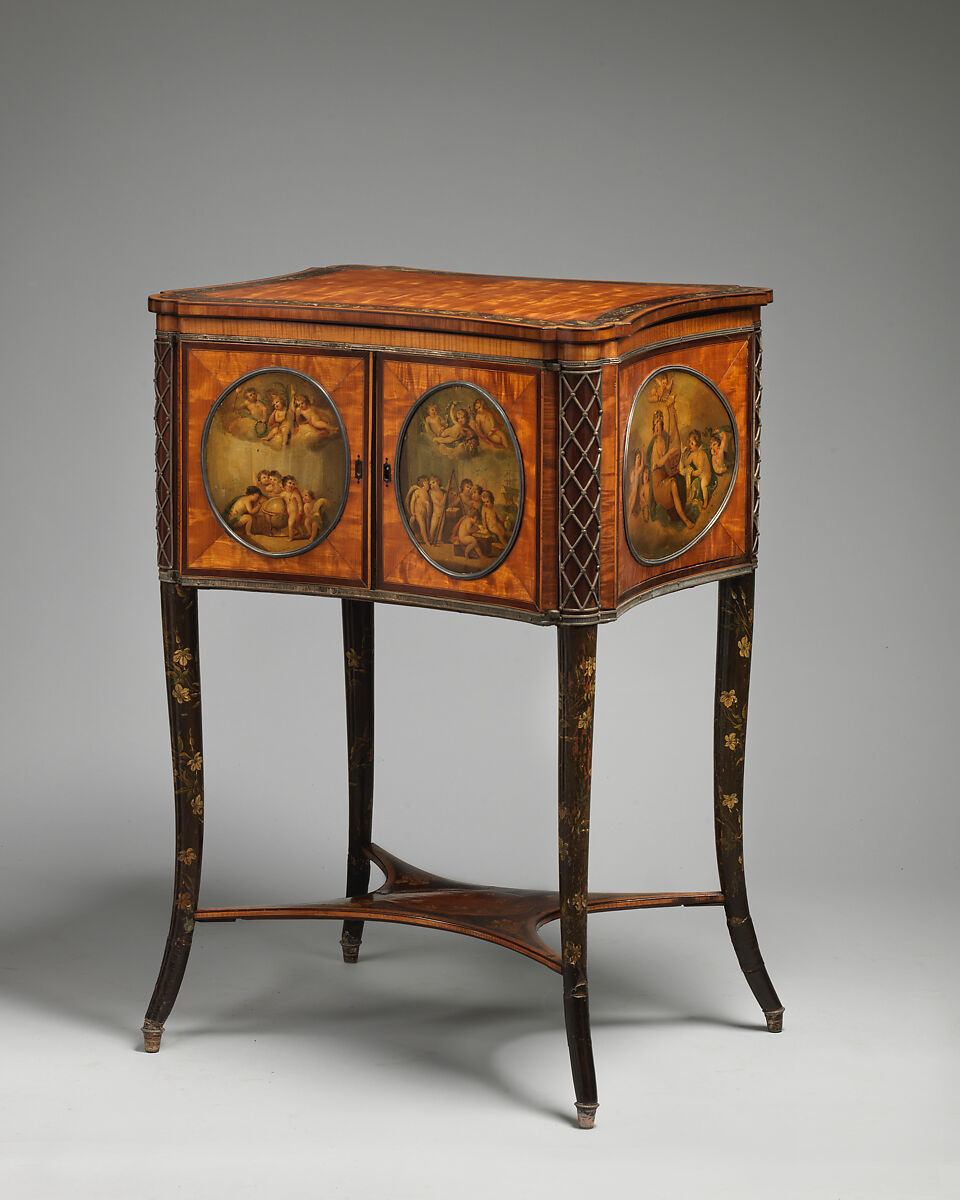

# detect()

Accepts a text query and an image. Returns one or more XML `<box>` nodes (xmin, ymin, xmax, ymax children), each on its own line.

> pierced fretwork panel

<box><xmin>558</xmin><ymin>369</ymin><xmax>603</xmax><ymax>612</ymax></box>
<box><xmin>154</xmin><ymin>334</ymin><xmax>175</xmax><ymax>574</ymax></box>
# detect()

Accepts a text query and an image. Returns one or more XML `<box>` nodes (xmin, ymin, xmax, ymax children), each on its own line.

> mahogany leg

<box><xmin>142</xmin><ymin>582</ymin><xmax>205</xmax><ymax>1052</ymax></box>
<box><xmin>714</xmin><ymin>575</ymin><xmax>784</xmax><ymax>1032</ymax></box>
<box><xmin>340</xmin><ymin>599</ymin><xmax>375</xmax><ymax>964</ymax></box>
<box><xmin>558</xmin><ymin>623</ymin><xmax>599</xmax><ymax>1129</ymax></box>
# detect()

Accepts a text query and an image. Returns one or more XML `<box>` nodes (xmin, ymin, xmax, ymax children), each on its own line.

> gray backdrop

<box><xmin>1</xmin><ymin>1</ymin><xmax>956</xmax><ymax>1196</ymax></box>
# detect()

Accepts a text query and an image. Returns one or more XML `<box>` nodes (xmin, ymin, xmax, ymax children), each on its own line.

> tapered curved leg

<box><xmin>340</xmin><ymin>599</ymin><xmax>375</xmax><ymax>964</ymax></box>
<box><xmin>142</xmin><ymin>582</ymin><xmax>205</xmax><ymax>1052</ymax></box>
<box><xmin>558</xmin><ymin>624</ymin><xmax>599</xmax><ymax>1128</ymax></box>
<box><xmin>714</xmin><ymin>575</ymin><xmax>784</xmax><ymax>1032</ymax></box>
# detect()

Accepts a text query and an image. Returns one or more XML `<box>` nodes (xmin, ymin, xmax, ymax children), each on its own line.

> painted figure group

<box><xmin>226</xmin><ymin>469</ymin><xmax>328</xmax><ymax>543</ymax></box>
<box><xmin>230</xmin><ymin>382</ymin><xmax>339</xmax><ymax>447</ymax></box>
<box><xmin>628</xmin><ymin>378</ymin><xmax>732</xmax><ymax>530</ymax></box>
<box><xmin>405</xmin><ymin>473</ymin><xmax>515</xmax><ymax>561</ymax></box>
<box><xmin>421</xmin><ymin>395</ymin><xmax>510</xmax><ymax>458</ymax></box>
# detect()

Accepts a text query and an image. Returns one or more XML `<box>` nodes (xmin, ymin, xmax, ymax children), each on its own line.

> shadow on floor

<box><xmin>0</xmin><ymin>876</ymin><xmax>764</xmax><ymax>1120</ymax></box>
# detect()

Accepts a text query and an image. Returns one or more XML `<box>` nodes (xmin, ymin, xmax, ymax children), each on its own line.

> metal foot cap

<box><xmin>765</xmin><ymin>1007</ymin><xmax>784</xmax><ymax>1033</ymax></box>
<box><xmin>576</xmin><ymin>1103</ymin><xmax>598</xmax><ymax>1130</ymax></box>
<box><xmin>141</xmin><ymin>1020</ymin><xmax>164</xmax><ymax>1053</ymax></box>
<box><xmin>340</xmin><ymin>936</ymin><xmax>361</xmax><ymax>964</ymax></box>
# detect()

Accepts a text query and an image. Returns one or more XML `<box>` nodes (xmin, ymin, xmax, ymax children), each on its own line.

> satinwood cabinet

<box><xmin>144</xmin><ymin>265</ymin><xmax>783</xmax><ymax>1128</ymax></box>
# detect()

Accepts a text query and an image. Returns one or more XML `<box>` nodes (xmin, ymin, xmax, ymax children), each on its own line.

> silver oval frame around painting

<box><xmin>201</xmin><ymin>367</ymin><xmax>350</xmax><ymax>559</ymax></box>
<box><xmin>622</xmin><ymin>364</ymin><xmax>740</xmax><ymax>566</ymax></box>
<box><xmin>394</xmin><ymin>380</ymin><xmax>525</xmax><ymax>581</ymax></box>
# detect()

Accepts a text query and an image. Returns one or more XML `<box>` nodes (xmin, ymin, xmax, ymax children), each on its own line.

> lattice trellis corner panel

<box><xmin>751</xmin><ymin>334</ymin><xmax>762</xmax><ymax>559</ymax></box>
<box><xmin>558</xmin><ymin>369</ymin><xmax>603</xmax><ymax>612</ymax></box>
<box><xmin>154</xmin><ymin>334</ymin><xmax>175</xmax><ymax>573</ymax></box>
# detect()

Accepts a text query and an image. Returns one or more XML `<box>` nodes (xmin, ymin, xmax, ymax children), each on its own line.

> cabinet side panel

<box><xmin>598</xmin><ymin>362</ymin><xmax>619</xmax><ymax>611</ymax></box>
<box><xmin>617</xmin><ymin>334</ymin><xmax>754</xmax><ymax>605</ymax></box>
<box><xmin>751</xmin><ymin>333</ymin><xmax>762</xmax><ymax>560</ymax></box>
<box><xmin>539</xmin><ymin>368</ymin><xmax>560</xmax><ymax>612</ymax></box>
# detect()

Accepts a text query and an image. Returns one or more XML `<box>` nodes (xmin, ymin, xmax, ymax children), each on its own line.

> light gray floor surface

<box><xmin>2</xmin><ymin>875</ymin><xmax>953</xmax><ymax>1199</ymax></box>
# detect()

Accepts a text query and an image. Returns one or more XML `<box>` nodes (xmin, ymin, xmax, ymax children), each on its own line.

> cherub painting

<box><xmin>396</xmin><ymin>383</ymin><xmax>523</xmax><ymax>578</ymax></box>
<box><xmin>623</xmin><ymin>368</ymin><xmax>738</xmax><ymax>564</ymax></box>
<box><xmin>202</xmin><ymin>370</ymin><xmax>348</xmax><ymax>557</ymax></box>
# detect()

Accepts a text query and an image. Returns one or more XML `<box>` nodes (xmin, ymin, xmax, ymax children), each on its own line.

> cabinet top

<box><xmin>149</xmin><ymin>264</ymin><xmax>770</xmax><ymax>341</ymax></box>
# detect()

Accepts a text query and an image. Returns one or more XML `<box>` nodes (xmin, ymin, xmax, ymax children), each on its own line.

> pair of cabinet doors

<box><xmin>180</xmin><ymin>345</ymin><xmax>542</xmax><ymax>611</ymax></box>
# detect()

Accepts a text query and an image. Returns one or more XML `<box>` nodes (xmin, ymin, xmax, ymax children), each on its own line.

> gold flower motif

<box><xmin>724</xmin><ymin>733</ymin><xmax>739</xmax><ymax>750</ymax></box>
<box><xmin>175</xmin><ymin>890</ymin><xmax>192</xmax><ymax>910</ymax></box>
<box><xmin>186</xmin><ymin>752</ymin><xmax>203</xmax><ymax>774</ymax></box>
<box><xmin>172</xmin><ymin>683</ymin><xmax>192</xmax><ymax>704</ymax></box>
<box><xmin>190</xmin><ymin>796</ymin><xmax>204</xmax><ymax>818</ymax></box>
<box><xmin>738</xmin><ymin>636</ymin><xmax>751</xmax><ymax>659</ymax></box>
<box><xmin>345</xmin><ymin>649</ymin><xmax>362</xmax><ymax>670</ymax></box>
<box><xmin>173</xmin><ymin>647</ymin><xmax>193</xmax><ymax>668</ymax></box>
<box><xmin>178</xmin><ymin>848</ymin><xmax>197</xmax><ymax>865</ymax></box>
<box><xmin>722</xmin><ymin>793</ymin><xmax>739</xmax><ymax>810</ymax></box>
<box><xmin>720</xmin><ymin>689</ymin><xmax>737</xmax><ymax>708</ymax></box>
<box><xmin>564</xmin><ymin>941</ymin><xmax>582</xmax><ymax>966</ymax></box>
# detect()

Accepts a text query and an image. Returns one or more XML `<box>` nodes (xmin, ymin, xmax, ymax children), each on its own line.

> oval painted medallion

<box><xmin>623</xmin><ymin>367</ymin><xmax>739</xmax><ymax>565</ymax></box>
<box><xmin>395</xmin><ymin>382</ymin><xmax>524</xmax><ymax>580</ymax></box>
<box><xmin>201</xmin><ymin>369</ymin><xmax>349</xmax><ymax>558</ymax></box>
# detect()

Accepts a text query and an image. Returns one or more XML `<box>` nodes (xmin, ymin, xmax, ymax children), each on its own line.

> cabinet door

<box><xmin>180</xmin><ymin>344</ymin><xmax>369</xmax><ymax>587</ymax></box>
<box><xmin>378</xmin><ymin>358</ymin><xmax>541</xmax><ymax>613</ymax></box>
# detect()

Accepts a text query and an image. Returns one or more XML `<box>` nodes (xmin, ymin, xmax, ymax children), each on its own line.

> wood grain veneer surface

<box><xmin>151</xmin><ymin>264</ymin><xmax>770</xmax><ymax>333</ymax></box>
